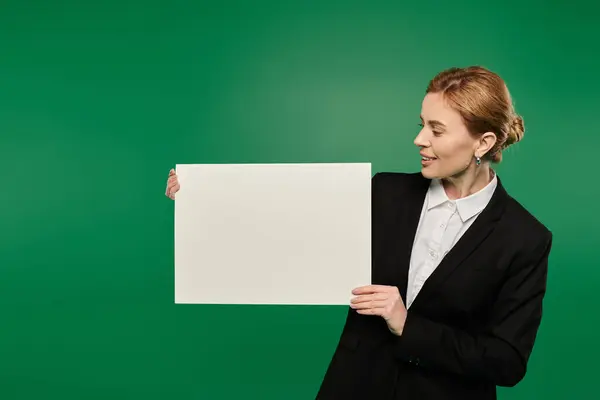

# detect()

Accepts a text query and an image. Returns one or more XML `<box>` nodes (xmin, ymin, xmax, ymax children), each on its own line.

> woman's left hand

<box><xmin>350</xmin><ymin>285</ymin><xmax>408</xmax><ymax>336</ymax></box>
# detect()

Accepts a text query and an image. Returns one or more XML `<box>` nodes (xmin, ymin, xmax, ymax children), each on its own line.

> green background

<box><xmin>1</xmin><ymin>0</ymin><xmax>597</xmax><ymax>399</ymax></box>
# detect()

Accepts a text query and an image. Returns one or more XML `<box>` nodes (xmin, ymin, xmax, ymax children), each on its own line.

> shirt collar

<box><xmin>426</xmin><ymin>172</ymin><xmax>498</xmax><ymax>222</ymax></box>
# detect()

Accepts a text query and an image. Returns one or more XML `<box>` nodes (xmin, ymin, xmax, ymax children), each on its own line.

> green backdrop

<box><xmin>1</xmin><ymin>0</ymin><xmax>598</xmax><ymax>399</ymax></box>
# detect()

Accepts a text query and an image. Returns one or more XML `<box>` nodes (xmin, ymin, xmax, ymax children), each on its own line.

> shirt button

<box><xmin>440</xmin><ymin>223</ymin><xmax>445</xmax><ymax>228</ymax></box>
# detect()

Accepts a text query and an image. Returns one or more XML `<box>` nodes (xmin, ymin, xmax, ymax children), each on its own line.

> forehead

<box><xmin>421</xmin><ymin>92</ymin><xmax>464</xmax><ymax>127</ymax></box>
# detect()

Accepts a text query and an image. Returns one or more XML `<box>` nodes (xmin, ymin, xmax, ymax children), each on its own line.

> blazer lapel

<box><xmin>389</xmin><ymin>174</ymin><xmax>430</xmax><ymax>301</ymax></box>
<box><xmin>409</xmin><ymin>177</ymin><xmax>510</xmax><ymax>308</ymax></box>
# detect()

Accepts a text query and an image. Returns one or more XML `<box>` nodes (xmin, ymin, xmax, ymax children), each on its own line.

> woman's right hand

<box><xmin>165</xmin><ymin>168</ymin><xmax>180</xmax><ymax>200</ymax></box>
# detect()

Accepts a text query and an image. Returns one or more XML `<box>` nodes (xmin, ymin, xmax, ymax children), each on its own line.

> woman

<box><xmin>165</xmin><ymin>66</ymin><xmax>552</xmax><ymax>400</ymax></box>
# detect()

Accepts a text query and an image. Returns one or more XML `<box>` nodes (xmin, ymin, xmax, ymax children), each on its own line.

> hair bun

<box><xmin>505</xmin><ymin>115</ymin><xmax>524</xmax><ymax>148</ymax></box>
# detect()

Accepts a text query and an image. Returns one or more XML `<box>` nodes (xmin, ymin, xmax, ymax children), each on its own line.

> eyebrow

<box><xmin>420</xmin><ymin>115</ymin><xmax>446</xmax><ymax>128</ymax></box>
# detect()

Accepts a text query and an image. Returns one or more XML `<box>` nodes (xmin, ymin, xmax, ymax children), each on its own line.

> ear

<box><xmin>476</xmin><ymin>132</ymin><xmax>497</xmax><ymax>158</ymax></box>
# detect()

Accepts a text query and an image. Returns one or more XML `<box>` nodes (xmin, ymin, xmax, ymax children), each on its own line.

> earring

<box><xmin>475</xmin><ymin>156</ymin><xmax>481</xmax><ymax>166</ymax></box>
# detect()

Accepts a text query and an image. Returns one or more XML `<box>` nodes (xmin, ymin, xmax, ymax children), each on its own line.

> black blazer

<box><xmin>316</xmin><ymin>172</ymin><xmax>553</xmax><ymax>400</ymax></box>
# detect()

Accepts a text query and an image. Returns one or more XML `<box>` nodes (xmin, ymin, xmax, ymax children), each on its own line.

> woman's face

<box><xmin>414</xmin><ymin>92</ymin><xmax>484</xmax><ymax>180</ymax></box>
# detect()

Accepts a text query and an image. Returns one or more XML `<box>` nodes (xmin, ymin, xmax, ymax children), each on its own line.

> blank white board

<box><xmin>174</xmin><ymin>162</ymin><xmax>371</xmax><ymax>305</ymax></box>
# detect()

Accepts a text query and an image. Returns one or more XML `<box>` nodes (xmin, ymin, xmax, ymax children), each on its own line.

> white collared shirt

<box><xmin>405</xmin><ymin>173</ymin><xmax>498</xmax><ymax>308</ymax></box>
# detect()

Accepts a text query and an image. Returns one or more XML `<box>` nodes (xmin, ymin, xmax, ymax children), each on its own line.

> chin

<box><xmin>420</xmin><ymin>167</ymin><xmax>441</xmax><ymax>179</ymax></box>
<box><xmin>421</xmin><ymin>163</ymin><xmax>467</xmax><ymax>180</ymax></box>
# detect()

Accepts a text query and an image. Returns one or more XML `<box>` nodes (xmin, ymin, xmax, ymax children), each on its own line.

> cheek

<box><xmin>433</xmin><ymin>140</ymin><xmax>473</xmax><ymax>165</ymax></box>
<box><xmin>433</xmin><ymin>139</ymin><xmax>468</xmax><ymax>158</ymax></box>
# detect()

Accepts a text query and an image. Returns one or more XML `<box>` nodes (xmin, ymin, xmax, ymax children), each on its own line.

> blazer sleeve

<box><xmin>394</xmin><ymin>230</ymin><xmax>553</xmax><ymax>387</ymax></box>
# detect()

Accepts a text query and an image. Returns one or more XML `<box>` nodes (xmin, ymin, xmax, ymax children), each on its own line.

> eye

<box><xmin>432</xmin><ymin>130</ymin><xmax>443</xmax><ymax>136</ymax></box>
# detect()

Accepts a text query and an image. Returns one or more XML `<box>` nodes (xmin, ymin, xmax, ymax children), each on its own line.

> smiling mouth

<box><xmin>421</xmin><ymin>156</ymin><xmax>437</xmax><ymax>161</ymax></box>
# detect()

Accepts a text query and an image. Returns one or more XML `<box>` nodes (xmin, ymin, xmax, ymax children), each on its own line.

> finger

<box><xmin>350</xmin><ymin>293</ymin><xmax>387</xmax><ymax>304</ymax></box>
<box><xmin>169</xmin><ymin>168</ymin><xmax>175</xmax><ymax>175</ymax></box>
<box><xmin>167</xmin><ymin>181</ymin><xmax>179</xmax><ymax>192</ymax></box>
<box><xmin>351</xmin><ymin>286</ymin><xmax>375</xmax><ymax>295</ymax></box>
<box><xmin>167</xmin><ymin>184</ymin><xmax>180</xmax><ymax>198</ymax></box>
<box><xmin>355</xmin><ymin>307</ymin><xmax>387</xmax><ymax>316</ymax></box>
<box><xmin>351</xmin><ymin>300</ymin><xmax>388</xmax><ymax>310</ymax></box>
<box><xmin>352</xmin><ymin>285</ymin><xmax>392</xmax><ymax>295</ymax></box>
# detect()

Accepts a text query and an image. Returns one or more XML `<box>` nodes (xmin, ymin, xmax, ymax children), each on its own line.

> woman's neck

<box><xmin>442</xmin><ymin>165</ymin><xmax>493</xmax><ymax>200</ymax></box>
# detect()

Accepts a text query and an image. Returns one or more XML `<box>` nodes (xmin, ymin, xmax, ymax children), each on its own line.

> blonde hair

<box><xmin>426</xmin><ymin>66</ymin><xmax>524</xmax><ymax>163</ymax></box>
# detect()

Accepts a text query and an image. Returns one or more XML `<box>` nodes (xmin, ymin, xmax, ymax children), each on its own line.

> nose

<box><xmin>413</xmin><ymin>128</ymin><xmax>428</xmax><ymax>148</ymax></box>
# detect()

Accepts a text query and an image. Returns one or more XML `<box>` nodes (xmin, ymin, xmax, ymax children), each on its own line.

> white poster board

<box><xmin>174</xmin><ymin>163</ymin><xmax>371</xmax><ymax>305</ymax></box>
